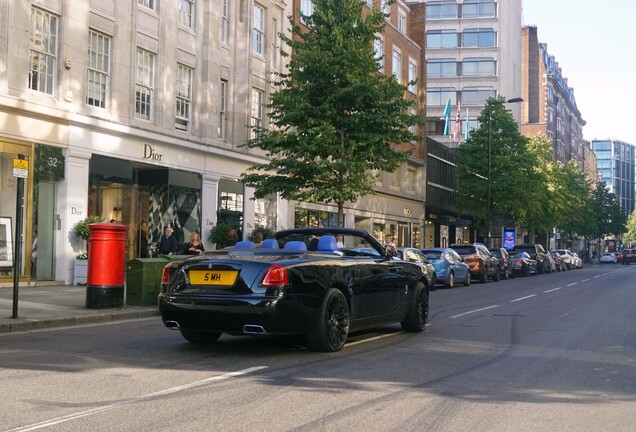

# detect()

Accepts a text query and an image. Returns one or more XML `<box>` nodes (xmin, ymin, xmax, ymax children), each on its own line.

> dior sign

<box><xmin>143</xmin><ymin>144</ymin><xmax>164</xmax><ymax>161</ymax></box>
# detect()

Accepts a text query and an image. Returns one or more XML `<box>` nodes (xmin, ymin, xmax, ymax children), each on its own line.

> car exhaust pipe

<box><xmin>165</xmin><ymin>320</ymin><xmax>181</xmax><ymax>330</ymax></box>
<box><xmin>243</xmin><ymin>324</ymin><xmax>266</xmax><ymax>335</ymax></box>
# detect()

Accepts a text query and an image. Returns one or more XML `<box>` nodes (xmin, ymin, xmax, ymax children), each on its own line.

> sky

<box><xmin>522</xmin><ymin>0</ymin><xmax>636</xmax><ymax>145</ymax></box>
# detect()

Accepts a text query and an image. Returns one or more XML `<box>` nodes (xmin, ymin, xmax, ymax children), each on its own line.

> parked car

<box><xmin>571</xmin><ymin>252</ymin><xmax>583</xmax><ymax>269</ymax></box>
<box><xmin>489</xmin><ymin>247</ymin><xmax>514</xmax><ymax>280</ymax></box>
<box><xmin>420</xmin><ymin>247</ymin><xmax>471</xmax><ymax>288</ymax></box>
<box><xmin>551</xmin><ymin>249</ymin><xmax>576</xmax><ymax>270</ymax></box>
<box><xmin>449</xmin><ymin>243</ymin><xmax>499</xmax><ymax>283</ymax></box>
<box><xmin>618</xmin><ymin>248</ymin><xmax>636</xmax><ymax>265</ymax></box>
<box><xmin>513</xmin><ymin>244</ymin><xmax>550</xmax><ymax>274</ymax></box>
<box><xmin>550</xmin><ymin>250</ymin><xmax>567</xmax><ymax>271</ymax></box>
<box><xmin>159</xmin><ymin>228</ymin><xmax>430</xmax><ymax>352</ymax></box>
<box><xmin>599</xmin><ymin>252</ymin><xmax>618</xmax><ymax>264</ymax></box>
<box><xmin>396</xmin><ymin>247</ymin><xmax>436</xmax><ymax>290</ymax></box>
<box><xmin>511</xmin><ymin>252</ymin><xmax>538</xmax><ymax>276</ymax></box>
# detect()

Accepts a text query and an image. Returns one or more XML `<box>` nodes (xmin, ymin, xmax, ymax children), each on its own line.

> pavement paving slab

<box><xmin>0</xmin><ymin>284</ymin><xmax>159</xmax><ymax>333</ymax></box>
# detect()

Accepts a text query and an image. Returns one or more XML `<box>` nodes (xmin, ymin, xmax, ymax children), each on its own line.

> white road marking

<box><xmin>592</xmin><ymin>275</ymin><xmax>601</xmax><ymax>278</ymax></box>
<box><xmin>346</xmin><ymin>332</ymin><xmax>401</xmax><ymax>347</ymax></box>
<box><xmin>450</xmin><ymin>305</ymin><xmax>499</xmax><ymax>319</ymax></box>
<box><xmin>581</xmin><ymin>278</ymin><xmax>591</xmax><ymax>282</ymax></box>
<box><xmin>566</xmin><ymin>282</ymin><xmax>578</xmax><ymax>287</ymax></box>
<box><xmin>4</xmin><ymin>366</ymin><xmax>268</xmax><ymax>432</ymax></box>
<box><xmin>544</xmin><ymin>287</ymin><xmax>563</xmax><ymax>293</ymax></box>
<box><xmin>510</xmin><ymin>294</ymin><xmax>537</xmax><ymax>302</ymax></box>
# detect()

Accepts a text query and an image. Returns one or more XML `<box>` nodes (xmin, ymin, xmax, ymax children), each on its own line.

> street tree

<box><xmin>456</xmin><ymin>97</ymin><xmax>537</xmax><ymax>232</ymax></box>
<box><xmin>241</xmin><ymin>0</ymin><xmax>419</xmax><ymax>227</ymax></box>
<box><xmin>623</xmin><ymin>210</ymin><xmax>636</xmax><ymax>246</ymax></box>
<box><xmin>589</xmin><ymin>182</ymin><xmax>627</xmax><ymax>240</ymax></box>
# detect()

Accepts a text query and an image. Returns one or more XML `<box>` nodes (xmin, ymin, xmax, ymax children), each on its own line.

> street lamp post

<box><xmin>486</xmin><ymin>97</ymin><xmax>523</xmax><ymax>248</ymax></box>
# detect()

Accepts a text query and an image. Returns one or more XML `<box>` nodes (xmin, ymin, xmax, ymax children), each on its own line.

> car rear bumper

<box><xmin>158</xmin><ymin>293</ymin><xmax>315</xmax><ymax>335</ymax></box>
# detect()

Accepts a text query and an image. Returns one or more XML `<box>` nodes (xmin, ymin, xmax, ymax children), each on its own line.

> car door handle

<box><xmin>389</xmin><ymin>267</ymin><xmax>401</xmax><ymax>273</ymax></box>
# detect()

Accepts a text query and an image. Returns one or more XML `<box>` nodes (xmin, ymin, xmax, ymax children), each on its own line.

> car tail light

<box><xmin>161</xmin><ymin>264</ymin><xmax>172</xmax><ymax>283</ymax></box>
<box><xmin>515</xmin><ymin>259</ymin><xmax>524</xmax><ymax>264</ymax></box>
<box><xmin>262</xmin><ymin>265</ymin><xmax>289</xmax><ymax>286</ymax></box>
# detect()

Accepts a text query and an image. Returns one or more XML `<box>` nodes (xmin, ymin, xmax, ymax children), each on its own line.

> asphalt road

<box><xmin>1</xmin><ymin>264</ymin><xmax>635</xmax><ymax>432</ymax></box>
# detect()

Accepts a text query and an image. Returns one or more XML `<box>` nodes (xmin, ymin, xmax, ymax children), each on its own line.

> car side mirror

<box><xmin>385</xmin><ymin>245</ymin><xmax>397</xmax><ymax>258</ymax></box>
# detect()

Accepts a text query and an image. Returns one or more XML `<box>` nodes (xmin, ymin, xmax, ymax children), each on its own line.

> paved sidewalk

<box><xmin>0</xmin><ymin>284</ymin><xmax>159</xmax><ymax>333</ymax></box>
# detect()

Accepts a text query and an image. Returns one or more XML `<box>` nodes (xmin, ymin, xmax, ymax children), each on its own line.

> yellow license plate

<box><xmin>189</xmin><ymin>270</ymin><xmax>238</xmax><ymax>285</ymax></box>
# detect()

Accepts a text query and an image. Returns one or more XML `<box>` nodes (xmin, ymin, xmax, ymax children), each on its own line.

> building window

<box><xmin>253</xmin><ymin>4</ymin><xmax>265</xmax><ymax>55</ymax></box>
<box><xmin>86</xmin><ymin>30</ymin><xmax>110</xmax><ymax>108</ymax></box>
<box><xmin>408</xmin><ymin>60</ymin><xmax>417</xmax><ymax>93</ymax></box>
<box><xmin>407</xmin><ymin>167</ymin><xmax>416</xmax><ymax>191</ymax></box>
<box><xmin>427</xmin><ymin>87</ymin><xmax>456</xmax><ymax>106</ymax></box>
<box><xmin>381</xmin><ymin>0</ymin><xmax>390</xmax><ymax>15</ymax></box>
<box><xmin>221</xmin><ymin>0</ymin><xmax>229</xmax><ymax>43</ymax></box>
<box><xmin>29</xmin><ymin>8</ymin><xmax>58</xmax><ymax>94</ymax></box>
<box><xmin>251</xmin><ymin>87</ymin><xmax>264</xmax><ymax>138</ymax></box>
<box><xmin>461</xmin><ymin>87</ymin><xmax>495</xmax><ymax>105</ymax></box>
<box><xmin>135</xmin><ymin>49</ymin><xmax>154</xmax><ymax>121</ymax></box>
<box><xmin>427</xmin><ymin>58</ymin><xmax>457</xmax><ymax>77</ymax></box>
<box><xmin>219</xmin><ymin>79</ymin><xmax>227</xmax><ymax>140</ymax></box>
<box><xmin>271</xmin><ymin>17</ymin><xmax>279</xmax><ymax>68</ymax></box>
<box><xmin>547</xmin><ymin>86</ymin><xmax>554</xmax><ymax>101</ymax></box>
<box><xmin>300</xmin><ymin>0</ymin><xmax>313</xmax><ymax>22</ymax></box>
<box><xmin>390</xmin><ymin>167</ymin><xmax>400</xmax><ymax>188</ymax></box>
<box><xmin>397</xmin><ymin>10</ymin><xmax>407</xmax><ymax>34</ymax></box>
<box><xmin>392</xmin><ymin>49</ymin><xmax>402</xmax><ymax>82</ymax></box>
<box><xmin>462</xmin><ymin>0</ymin><xmax>496</xmax><ymax>18</ymax></box>
<box><xmin>175</xmin><ymin>64</ymin><xmax>193</xmax><ymax>131</ymax></box>
<box><xmin>461</xmin><ymin>57</ymin><xmax>495</xmax><ymax>76</ymax></box>
<box><xmin>138</xmin><ymin>0</ymin><xmax>155</xmax><ymax>10</ymax></box>
<box><xmin>179</xmin><ymin>0</ymin><xmax>195</xmax><ymax>28</ymax></box>
<box><xmin>426</xmin><ymin>1</ymin><xmax>457</xmax><ymax>19</ymax></box>
<box><xmin>462</xmin><ymin>28</ymin><xmax>495</xmax><ymax>47</ymax></box>
<box><xmin>426</xmin><ymin>30</ymin><xmax>457</xmax><ymax>48</ymax></box>
<box><xmin>374</xmin><ymin>37</ymin><xmax>384</xmax><ymax>72</ymax></box>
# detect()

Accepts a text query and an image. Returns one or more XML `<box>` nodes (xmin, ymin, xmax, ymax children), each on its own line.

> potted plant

<box><xmin>249</xmin><ymin>225</ymin><xmax>276</xmax><ymax>244</ymax></box>
<box><xmin>71</xmin><ymin>215</ymin><xmax>106</xmax><ymax>284</ymax></box>
<box><xmin>208</xmin><ymin>223</ymin><xmax>238</xmax><ymax>249</ymax></box>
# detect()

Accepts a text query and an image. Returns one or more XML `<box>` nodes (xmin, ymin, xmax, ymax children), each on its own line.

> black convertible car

<box><xmin>159</xmin><ymin>228</ymin><xmax>430</xmax><ymax>352</ymax></box>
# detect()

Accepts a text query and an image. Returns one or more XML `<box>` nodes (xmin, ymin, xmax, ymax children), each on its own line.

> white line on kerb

<box><xmin>566</xmin><ymin>282</ymin><xmax>578</xmax><ymax>287</ymax></box>
<box><xmin>4</xmin><ymin>366</ymin><xmax>268</xmax><ymax>432</ymax></box>
<box><xmin>510</xmin><ymin>294</ymin><xmax>537</xmax><ymax>302</ymax></box>
<box><xmin>450</xmin><ymin>305</ymin><xmax>499</xmax><ymax>319</ymax></box>
<box><xmin>544</xmin><ymin>287</ymin><xmax>562</xmax><ymax>293</ymax></box>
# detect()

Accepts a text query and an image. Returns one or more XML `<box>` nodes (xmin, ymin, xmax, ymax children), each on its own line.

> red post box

<box><xmin>86</xmin><ymin>222</ymin><xmax>129</xmax><ymax>309</ymax></box>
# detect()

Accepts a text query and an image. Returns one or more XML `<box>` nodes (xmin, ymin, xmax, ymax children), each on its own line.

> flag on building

<box><xmin>442</xmin><ymin>96</ymin><xmax>451</xmax><ymax>135</ymax></box>
<box><xmin>453</xmin><ymin>102</ymin><xmax>461</xmax><ymax>140</ymax></box>
<box><xmin>464</xmin><ymin>107</ymin><xmax>470</xmax><ymax>141</ymax></box>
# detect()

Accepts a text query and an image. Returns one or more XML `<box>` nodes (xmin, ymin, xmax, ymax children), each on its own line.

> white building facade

<box><xmin>0</xmin><ymin>0</ymin><xmax>291</xmax><ymax>285</ymax></box>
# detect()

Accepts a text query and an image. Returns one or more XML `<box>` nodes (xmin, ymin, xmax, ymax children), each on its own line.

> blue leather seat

<box><xmin>317</xmin><ymin>235</ymin><xmax>338</xmax><ymax>252</ymax></box>
<box><xmin>261</xmin><ymin>239</ymin><xmax>279</xmax><ymax>249</ymax></box>
<box><xmin>235</xmin><ymin>241</ymin><xmax>255</xmax><ymax>249</ymax></box>
<box><xmin>283</xmin><ymin>241</ymin><xmax>307</xmax><ymax>251</ymax></box>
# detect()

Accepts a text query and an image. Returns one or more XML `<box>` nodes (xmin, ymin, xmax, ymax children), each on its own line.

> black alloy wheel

<box><xmin>306</xmin><ymin>288</ymin><xmax>350</xmax><ymax>352</ymax></box>
<box><xmin>401</xmin><ymin>282</ymin><xmax>428</xmax><ymax>332</ymax></box>
<box><xmin>524</xmin><ymin>265</ymin><xmax>530</xmax><ymax>277</ymax></box>
<box><xmin>463</xmin><ymin>273</ymin><xmax>471</xmax><ymax>286</ymax></box>
<box><xmin>180</xmin><ymin>329</ymin><xmax>222</xmax><ymax>344</ymax></box>
<box><xmin>492</xmin><ymin>265</ymin><xmax>500</xmax><ymax>281</ymax></box>
<box><xmin>479</xmin><ymin>268</ymin><xmax>488</xmax><ymax>283</ymax></box>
